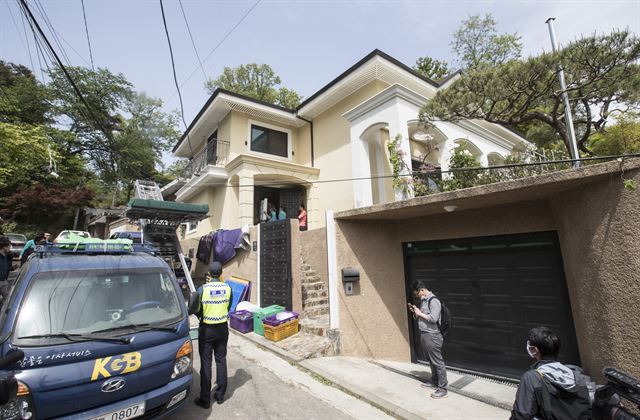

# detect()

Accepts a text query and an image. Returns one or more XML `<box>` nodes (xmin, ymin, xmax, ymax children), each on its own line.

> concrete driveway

<box><xmin>166</xmin><ymin>333</ymin><xmax>391</xmax><ymax>420</ymax></box>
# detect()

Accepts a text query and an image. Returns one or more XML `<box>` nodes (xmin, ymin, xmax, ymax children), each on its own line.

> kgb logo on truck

<box><xmin>91</xmin><ymin>352</ymin><xmax>142</xmax><ymax>381</ymax></box>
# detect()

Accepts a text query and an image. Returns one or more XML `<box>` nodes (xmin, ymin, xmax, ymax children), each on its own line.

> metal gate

<box><xmin>404</xmin><ymin>231</ymin><xmax>581</xmax><ymax>379</ymax></box>
<box><xmin>279</xmin><ymin>188</ymin><xmax>305</xmax><ymax>219</ymax></box>
<box><xmin>260</xmin><ymin>220</ymin><xmax>292</xmax><ymax>309</ymax></box>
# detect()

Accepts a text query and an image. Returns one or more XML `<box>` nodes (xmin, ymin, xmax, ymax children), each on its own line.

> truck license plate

<box><xmin>89</xmin><ymin>402</ymin><xmax>145</xmax><ymax>420</ymax></box>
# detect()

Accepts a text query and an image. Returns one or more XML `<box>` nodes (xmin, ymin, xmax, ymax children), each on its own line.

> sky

<box><xmin>2</xmin><ymin>0</ymin><xmax>639</xmax><ymax>150</ymax></box>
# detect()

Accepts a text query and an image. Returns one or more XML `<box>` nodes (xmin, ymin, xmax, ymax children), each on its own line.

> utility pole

<box><xmin>546</xmin><ymin>18</ymin><xmax>580</xmax><ymax>168</ymax></box>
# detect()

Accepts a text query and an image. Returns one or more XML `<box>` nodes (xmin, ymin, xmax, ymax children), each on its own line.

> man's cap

<box><xmin>209</xmin><ymin>261</ymin><xmax>223</xmax><ymax>276</ymax></box>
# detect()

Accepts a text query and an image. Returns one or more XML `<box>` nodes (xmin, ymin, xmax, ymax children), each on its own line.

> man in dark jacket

<box><xmin>510</xmin><ymin>326</ymin><xmax>591</xmax><ymax>420</ymax></box>
<box><xmin>0</xmin><ymin>237</ymin><xmax>11</xmax><ymax>282</ymax></box>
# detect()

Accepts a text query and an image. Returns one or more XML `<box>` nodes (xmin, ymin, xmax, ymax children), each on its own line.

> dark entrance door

<box><xmin>404</xmin><ymin>231</ymin><xmax>580</xmax><ymax>379</ymax></box>
<box><xmin>254</xmin><ymin>187</ymin><xmax>305</xmax><ymax>225</ymax></box>
<box><xmin>260</xmin><ymin>220</ymin><xmax>292</xmax><ymax>310</ymax></box>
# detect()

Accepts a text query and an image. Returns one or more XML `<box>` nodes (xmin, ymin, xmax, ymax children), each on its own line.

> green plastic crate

<box><xmin>253</xmin><ymin>305</ymin><xmax>285</xmax><ymax>336</ymax></box>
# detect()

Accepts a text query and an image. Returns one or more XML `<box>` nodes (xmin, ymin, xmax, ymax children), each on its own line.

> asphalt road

<box><xmin>166</xmin><ymin>338</ymin><xmax>355</xmax><ymax>420</ymax></box>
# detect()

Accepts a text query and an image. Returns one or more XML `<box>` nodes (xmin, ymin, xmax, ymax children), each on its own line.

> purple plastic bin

<box><xmin>262</xmin><ymin>311</ymin><xmax>299</xmax><ymax>327</ymax></box>
<box><xmin>230</xmin><ymin>310</ymin><xmax>254</xmax><ymax>333</ymax></box>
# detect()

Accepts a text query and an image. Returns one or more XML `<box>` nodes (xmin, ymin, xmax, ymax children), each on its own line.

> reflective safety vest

<box><xmin>200</xmin><ymin>281</ymin><xmax>232</xmax><ymax>324</ymax></box>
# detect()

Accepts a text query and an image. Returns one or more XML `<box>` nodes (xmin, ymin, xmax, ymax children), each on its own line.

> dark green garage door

<box><xmin>404</xmin><ymin>231</ymin><xmax>581</xmax><ymax>379</ymax></box>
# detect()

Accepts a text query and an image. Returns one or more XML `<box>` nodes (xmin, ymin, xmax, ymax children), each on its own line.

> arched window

<box><xmin>488</xmin><ymin>152</ymin><xmax>505</xmax><ymax>166</ymax></box>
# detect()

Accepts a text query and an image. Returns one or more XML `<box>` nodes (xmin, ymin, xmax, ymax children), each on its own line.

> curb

<box><xmin>230</xmin><ymin>329</ymin><xmax>305</xmax><ymax>363</ymax></box>
<box><xmin>370</xmin><ymin>361</ymin><xmax>514</xmax><ymax>411</ymax></box>
<box><xmin>297</xmin><ymin>359</ymin><xmax>425</xmax><ymax>420</ymax></box>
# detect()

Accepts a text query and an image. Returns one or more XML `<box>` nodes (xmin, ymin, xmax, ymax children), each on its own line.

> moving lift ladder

<box><xmin>123</xmin><ymin>198</ymin><xmax>209</xmax><ymax>295</ymax></box>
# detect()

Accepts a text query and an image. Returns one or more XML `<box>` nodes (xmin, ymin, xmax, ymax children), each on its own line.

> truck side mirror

<box><xmin>188</xmin><ymin>292</ymin><xmax>199</xmax><ymax>315</ymax></box>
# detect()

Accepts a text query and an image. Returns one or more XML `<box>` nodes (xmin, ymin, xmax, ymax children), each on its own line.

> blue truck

<box><xmin>0</xmin><ymin>242</ymin><xmax>199</xmax><ymax>419</ymax></box>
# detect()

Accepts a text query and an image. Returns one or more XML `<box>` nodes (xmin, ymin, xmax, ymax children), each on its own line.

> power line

<box><xmin>32</xmin><ymin>0</ymin><xmax>73</xmax><ymax>66</ymax></box>
<box><xmin>178</xmin><ymin>0</ymin><xmax>206</xmax><ymax>80</ymax></box>
<box><xmin>28</xmin><ymin>0</ymin><xmax>92</xmax><ymax>68</ymax></box>
<box><xmin>18</xmin><ymin>0</ymin><xmax>112</xmax><ymax>142</ymax></box>
<box><xmin>159</xmin><ymin>0</ymin><xmax>194</xmax><ymax>156</ymax></box>
<box><xmin>165</xmin><ymin>0</ymin><xmax>262</xmax><ymax>104</ymax></box>
<box><xmin>80</xmin><ymin>0</ymin><xmax>95</xmax><ymax>71</ymax></box>
<box><xmin>15</xmin><ymin>0</ymin><xmax>51</xmax><ymax>80</ymax></box>
<box><xmin>17</xmin><ymin>0</ymin><xmax>154</xmax><ymax>184</ymax></box>
<box><xmin>6</xmin><ymin>1</ymin><xmax>35</xmax><ymax>73</ymax></box>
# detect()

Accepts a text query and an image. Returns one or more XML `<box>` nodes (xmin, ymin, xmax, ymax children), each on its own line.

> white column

<box><xmin>350</xmin><ymin>126</ymin><xmax>372</xmax><ymax>208</ymax></box>
<box><xmin>389</xmin><ymin>104</ymin><xmax>414</xmax><ymax>201</ymax></box>
<box><xmin>256</xmin><ymin>222</ymin><xmax>261</xmax><ymax>306</ymax></box>
<box><xmin>326</xmin><ymin>210</ymin><xmax>340</xmax><ymax>329</ymax></box>
<box><xmin>238</xmin><ymin>171</ymin><xmax>254</xmax><ymax>226</ymax></box>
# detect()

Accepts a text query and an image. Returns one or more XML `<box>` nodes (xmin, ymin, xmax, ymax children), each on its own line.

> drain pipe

<box><xmin>296</xmin><ymin>114</ymin><xmax>314</xmax><ymax>167</ymax></box>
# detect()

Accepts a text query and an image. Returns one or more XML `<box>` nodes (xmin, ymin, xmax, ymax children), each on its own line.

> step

<box><xmin>302</xmin><ymin>289</ymin><xmax>328</xmax><ymax>301</ymax></box>
<box><xmin>300</xmin><ymin>315</ymin><xmax>330</xmax><ymax>337</ymax></box>
<box><xmin>301</xmin><ymin>281</ymin><xmax>326</xmax><ymax>292</ymax></box>
<box><xmin>301</xmin><ymin>275</ymin><xmax>322</xmax><ymax>284</ymax></box>
<box><xmin>302</xmin><ymin>297</ymin><xmax>329</xmax><ymax>308</ymax></box>
<box><xmin>272</xmin><ymin>332</ymin><xmax>335</xmax><ymax>359</ymax></box>
<box><xmin>302</xmin><ymin>306</ymin><xmax>329</xmax><ymax>318</ymax></box>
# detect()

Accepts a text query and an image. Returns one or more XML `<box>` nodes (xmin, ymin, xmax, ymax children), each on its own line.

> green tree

<box><xmin>451</xmin><ymin>14</ymin><xmax>522</xmax><ymax>69</ymax></box>
<box><xmin>422</xmin><ymin>30</ymin><xmax>640</xmax><ymax>156</ymax></box>
<box><xmin>0</xmin><ymin>123</ymin><xmax>51</xmax><ymax>194</ymax></box>
<box><xmin>205</xmin><ymin>63</ymin><xmax>303</xmax><ymax>108</ymax></box>
<box><xmin>413</xmin><ymin>57</ymin><xmax>450</xmax><ymax>80</ymax></box>
<box><xmin>589</xmin><ymin>114</ymin><xmax>640</xmax><ymax>156</ymax></box>
<box><xmin>0</xmin><ymin>61</ymin><xmax>48</xmax><ymax>124</ymax></box>
<box><xmin>46</xmin><ymin>66</ymin><xmax>179</xmax><ymax>197</ymax></box>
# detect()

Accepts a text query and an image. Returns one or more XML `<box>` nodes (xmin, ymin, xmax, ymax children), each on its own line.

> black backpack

<box><xmin>427</xmin><ymin>296</ymin><xmax>452</xmax><ymax>337</ymax></box>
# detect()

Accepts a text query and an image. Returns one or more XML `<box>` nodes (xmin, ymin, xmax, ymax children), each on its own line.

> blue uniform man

<box><xmin>195</xmin><ymin>261</ymin><xmax>233</xmax><ymax>409</ymax></box>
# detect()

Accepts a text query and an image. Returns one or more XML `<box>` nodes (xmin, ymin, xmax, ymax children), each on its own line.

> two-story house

<box><xmin>166</xmin><ymin>50</ymin><xmax>528</xmax><ymax>238</ymax></box>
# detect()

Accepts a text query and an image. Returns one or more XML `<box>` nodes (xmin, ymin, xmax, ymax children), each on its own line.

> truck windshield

<box><xmin>14</xmin><ymin>269</ymin><xmax>183</xmax><ymax>344</ymax></box>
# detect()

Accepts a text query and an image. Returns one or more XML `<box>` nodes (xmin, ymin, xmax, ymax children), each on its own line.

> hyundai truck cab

<box><xmin>0</xmin><ymin>242</ymin><xmax>194</xmax><ymax>419</ymax></box>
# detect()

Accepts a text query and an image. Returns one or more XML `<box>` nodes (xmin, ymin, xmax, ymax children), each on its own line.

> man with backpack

<box><xmin>510</xmin><ymin>326</ymin><xmax>591</xmax><ymax>420</ymax></box>
<box><xmin>409</xmin><ymin>282</ymin><xmax>449</xmax><ymax>399</ymax></box>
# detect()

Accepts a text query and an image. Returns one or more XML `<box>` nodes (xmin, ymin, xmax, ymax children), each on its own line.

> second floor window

<box><xmin>251</xmin><ymin>124</ymin><xmax>288</xmax><ymax>158</ymax></box>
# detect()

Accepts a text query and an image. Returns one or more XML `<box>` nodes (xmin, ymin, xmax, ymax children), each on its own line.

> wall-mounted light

<box><xmin>443</xmin><ymin>205</ymin><xmax>458</xmax><ymax>212</ymax></box>
<box><xmin>412</xmin><ymin>130</ymin><xmax>434</xmax><ymax>142</ymax></box>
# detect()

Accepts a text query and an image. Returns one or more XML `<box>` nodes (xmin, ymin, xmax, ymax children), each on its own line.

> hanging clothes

<box><xmin>213</xmin><ymin>229</ymin><xmax>244</xmax><ymax>264</ymax></box>
<box><xmin>196</xmin><ymin>232</ymin><xmax>215</xmax><ymax>264</ymax></box>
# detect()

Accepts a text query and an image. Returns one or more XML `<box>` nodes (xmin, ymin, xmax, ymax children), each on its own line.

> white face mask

<box><xmin>526</xmin><ymin>340</ymin><xmax>537</xmax><ymax>358</ymax></box>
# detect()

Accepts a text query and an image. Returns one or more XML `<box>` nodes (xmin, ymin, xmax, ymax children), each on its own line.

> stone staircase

<box><xmin>253</xmin><ymin>260</ymin><xmax>339</xmax><ymax>359</ymax></box>
<box><xmin>300</xmin><ymin>261</ymin><xmax>329</xmax><ymax>330</ymax></box>
<box><xmin>296</xmin><ymin>260</ymin><xmax>338</xmax><ymax>356</ymax></box>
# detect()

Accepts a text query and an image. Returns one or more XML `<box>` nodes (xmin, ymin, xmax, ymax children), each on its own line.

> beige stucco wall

<box><xmin>182</xmin><ymin>189</ymin><xmax>214</xmax><ymax>239</ymax></box>
<box><xmin>178</xmin><ymin>81</ymin><xmax>391</xmax><ymax>231</ymax></box>
<box><xmin>300</xmin><ymin>227</ymin><xmax>328</xmax><ymax>287</ymax></box>
<box><xmin>550</xmin><ymin>169</ymin><xmax>640</xmax><ymax>380</ymax></box>
<box><xmin>333</xmin><ymin>168</ymin><xmax>640</xmax><ymax>381</ymax></box>
<box><xmin>227</xmin><ymin>111</ymin><xmax>308</xmax><ymax>166</ymax></box>
<box><xmin>335</xmin><ymin>200</ymin><xmax>555</xmax><ymax>360</ymax></box>
<box><xmin>310</xmin><ymin>80</ymin><xmax>390</xmax><ymax>227</ymax></box>
<box><xmin>181</xmin><ymin>184</ymin><xmax>240</xmax><ymax>242</ymax></box>
<box><xmin>217</xmin><ymin>112</ymin><xmax>232</xmax><ymax>144</ymax></box>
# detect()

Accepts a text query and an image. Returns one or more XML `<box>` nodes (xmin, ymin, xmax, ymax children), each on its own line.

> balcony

<box><xmin>180</xmin><ymin>139</ymin><xmax>230</xmax><ymax>180</ymax></box>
